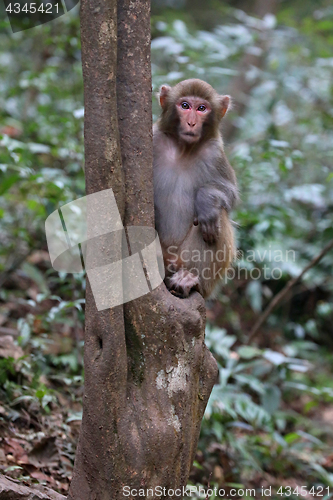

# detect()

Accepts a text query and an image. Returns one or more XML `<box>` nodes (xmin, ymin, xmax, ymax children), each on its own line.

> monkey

<box><xmin>153</xmin><ymin>78</ymin><xmax>238</xmax><ymax>298</ymax></box>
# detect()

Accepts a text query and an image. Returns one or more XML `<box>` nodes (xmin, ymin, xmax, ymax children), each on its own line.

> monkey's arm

<box><xmin>194</xmin><ymin>151</ymin><xmax>238</xmax><ymax>244</ymax></box>
<box><xmin>195</xmin><ymin>180</ymin><xmax>237</xmax><ymax>244</ymax></box>
<box><xmin>194</xmin><ymin>186</ymin><xmax>229</xmax><ymax>244</ymax></box>
<box><xmin>213</xmin><ymin>153</ymin><xmax>238</xmax><ymax>209</ymax></box>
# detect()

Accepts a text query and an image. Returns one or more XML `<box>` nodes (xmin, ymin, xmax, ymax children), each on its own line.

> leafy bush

<box><xmin>0</xmin><ymin>2</ymin><xmax>333</xmax><ymax>495</ymax></box>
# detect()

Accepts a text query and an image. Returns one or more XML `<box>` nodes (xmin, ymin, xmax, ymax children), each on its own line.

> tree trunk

<box><xmin>68</xmin><ymin>1</ymin><xmax>218</xmax><ymax>499</ymax></box>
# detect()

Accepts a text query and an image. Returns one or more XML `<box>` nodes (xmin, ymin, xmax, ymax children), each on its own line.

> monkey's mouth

<box><xmin>181</xmin><ymin>132</ymin><xmax>199</xmax><ymax>142</ymax></box>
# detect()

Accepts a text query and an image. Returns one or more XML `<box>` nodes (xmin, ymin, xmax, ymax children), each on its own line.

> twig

<box><xmin>247</xmin><ymin>239</ymin><xmax>333</xmax><ymax>344</ymax></box>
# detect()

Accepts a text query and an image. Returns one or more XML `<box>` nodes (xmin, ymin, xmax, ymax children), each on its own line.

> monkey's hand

<box><xmin>195</xmin><ymin>188</ymin><xmax>222</xmax><ymax>244</ymax></box>
<box><xmin>198</xmin><ymin>210</ymin><xmax>220</xmax><ymax>244</ymax></box>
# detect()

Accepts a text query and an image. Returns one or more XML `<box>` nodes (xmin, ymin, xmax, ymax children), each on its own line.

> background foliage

<box><xmin>0</xmin><ymin>0</ymin><xmax>332</xmax><ymax>498</ymax></box>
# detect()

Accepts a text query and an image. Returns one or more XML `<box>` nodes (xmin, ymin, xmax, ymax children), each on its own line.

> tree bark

<box><xmin>68</xmin><ymin>1</ymin><xmax>218</xmax><ymax>499</ymax></box>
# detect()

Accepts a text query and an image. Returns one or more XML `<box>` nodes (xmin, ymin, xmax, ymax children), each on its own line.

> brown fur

<box><xmin>153</xmin><ymin>79</ymin><xmax>238</xmax><ymax>298</ymax></box>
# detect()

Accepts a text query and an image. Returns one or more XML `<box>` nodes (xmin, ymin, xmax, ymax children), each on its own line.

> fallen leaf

<box><xmin>0</xmin><ymin>336</ymin><xmax>24</xmax><ymax>360</ymax></box>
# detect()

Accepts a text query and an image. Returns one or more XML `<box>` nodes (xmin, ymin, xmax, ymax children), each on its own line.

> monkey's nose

<box><xmin>187</xmin><ymin>122</ymin><xmax>196</xmax><ymax>127</ymax></box>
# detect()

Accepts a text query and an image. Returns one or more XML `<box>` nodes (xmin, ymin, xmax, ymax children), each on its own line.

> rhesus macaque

<box><xmin>153</xmin><ymin>79</ymin><xmax>238</xmax><ymax>298</ymax></box>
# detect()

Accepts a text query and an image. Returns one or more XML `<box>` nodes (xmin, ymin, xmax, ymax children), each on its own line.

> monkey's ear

<box><xmin>220</xmin><ymin>95</ymin><xmax>231</xmax><ymax>118</ymax></box>
<box><xmin>158</xmin><ymin>84</ymin><xmax>171</xmax><ymax>109</ymax></box>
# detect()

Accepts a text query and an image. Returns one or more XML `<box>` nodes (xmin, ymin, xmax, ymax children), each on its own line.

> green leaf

<box><xmin>0</xmin><ymin>173</ymin><xmax>20</xmax><ymax>195</ymax></box>
<box><xmin>261</xmin><ymin>385</ymin><xmax>281</xmax><ymax>414</ymax></box>
<box><xmin>284</xmin><ymin>432</ymin><xmax>300</xmax><ymax>444</ymax></box>
<box><xmin>237</xmin><ymin>346</ymin><xmax>262</xmax><ymax>359</ymax></box>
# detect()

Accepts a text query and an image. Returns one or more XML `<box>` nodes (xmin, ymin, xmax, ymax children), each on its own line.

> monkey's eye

<box><xmin>197</xmin><ymin>105</ymin><xmax>206</xmax><ymax>112</ymax></box>
<box><xmin>181</xmin><ymin>102</ymin><xmax>190</xmax><ymax>110</ymax></box>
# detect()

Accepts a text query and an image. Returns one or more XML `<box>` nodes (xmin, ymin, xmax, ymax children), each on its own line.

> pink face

<box><xmin>176</xmin><ymin>96</ymin><xmax>211</xmax><ymax>144</ymax></box>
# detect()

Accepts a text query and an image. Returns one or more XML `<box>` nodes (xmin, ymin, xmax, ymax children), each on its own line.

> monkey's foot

<box><xmin>166</xmin><ymin>269</ymin><xmax>199</xmax><ymax>298</ymax></box>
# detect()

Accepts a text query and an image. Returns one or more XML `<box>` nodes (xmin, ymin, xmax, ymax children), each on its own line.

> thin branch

<box><xmin>247</xmin><ymin>239</ymin><xmax>333</xmax><ymax>344</ymax></box>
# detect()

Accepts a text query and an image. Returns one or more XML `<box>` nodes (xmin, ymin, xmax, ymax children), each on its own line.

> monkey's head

<box><xmin>157</xmin><ymin>79</ymin><xmax>230</xmax><ymax>145</ymax></box>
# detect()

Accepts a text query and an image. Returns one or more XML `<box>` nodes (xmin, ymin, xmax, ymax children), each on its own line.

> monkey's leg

<box><xmin>199</xmin><ymin>211</ymin><xmax>236</xmax><ymax>297</ymax></box>
<box><xmin>165</xmin><ymin>268</ymin><xmax>200</xmax><ymax>298</ymax></box>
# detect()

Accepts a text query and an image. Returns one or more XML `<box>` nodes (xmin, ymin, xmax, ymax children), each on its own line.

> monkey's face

<box><xmin>176</xmin><ymin>97</ymin><xmax>211</xmax><ymax>144</ymax></box>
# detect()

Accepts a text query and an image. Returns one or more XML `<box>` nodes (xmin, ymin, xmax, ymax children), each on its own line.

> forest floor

<box><xmin>0</xmin><ymin>250</ymin><xmax>333</xmax><ymax>499</ymax></box>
